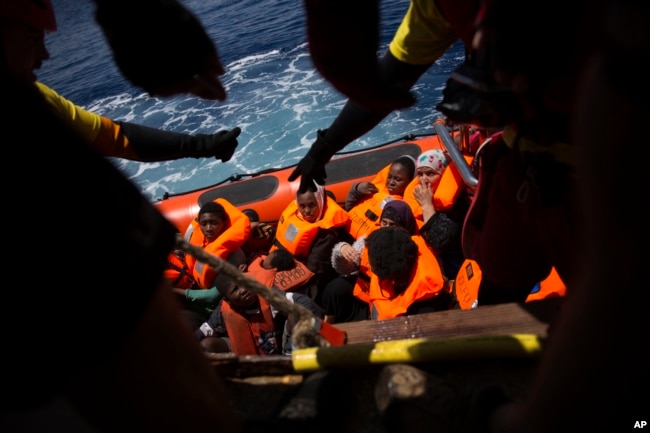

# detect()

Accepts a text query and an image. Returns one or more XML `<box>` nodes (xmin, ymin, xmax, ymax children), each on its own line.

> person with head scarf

<box><xmin>378</xmin><ymin>199</ymin><xmax>417</xmax><ymax>235</ymax></box>
<box><xmin>324</xmin><ymin>200</ymin><xmax>423</xmax><ymax>323</ymax></box>
<box><xmin>404</xmin><ymin>149</ymin><xmax>470</xmax><ymax>279</ymax></box>
<box><xmin>272</xmin><ymin>180</ymin><xmax>352</xmax><ymax>302</ymax></box>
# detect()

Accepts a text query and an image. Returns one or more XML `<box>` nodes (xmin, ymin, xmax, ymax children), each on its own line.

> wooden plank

<box><xmin>205</xmin><ymin>300</ymin><xmax>563</xmax><ymax>430</ymax></box>
<box><xmin>204</xmin><ymin>298</ymin><xmax>562</xmax><ymax>379</ymax></box>
<box><xmin>335</xmin><ymin>298</ymin><xmax>562</xmax><ymax>345</ymax></box>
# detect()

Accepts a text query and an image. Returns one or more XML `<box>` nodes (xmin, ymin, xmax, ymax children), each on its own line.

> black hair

<box><xmin>214</xmin><ymin>272</ymin><xmax>236</xmax><ymax>297</ymax></box>
<box><xmin>392</xmin><ymin>155</ymin><xmax>416</xmax><ymax>180</ymax></box>
<box><xmin>198</xmin><ymin>201</ymin><xmax>228</xmax><ymax>221</ymax></box>
<box><xmin>269</xmin><ymin>248</ymin><xmax>296</xmax><ymax>271</ymax></box>
<box><xmin>366</xmin><ymin>226</ymin><xmax>418</xmax><ymax>280</ymax></box>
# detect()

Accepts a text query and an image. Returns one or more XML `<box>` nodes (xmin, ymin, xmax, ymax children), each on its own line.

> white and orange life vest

<box><xmin>273</xmin><ymin>196</ymin><xmax>350</xmax><ymax>259</ymax></box>
<box><xmin>246</xmin><ymin>253</ymin><xmax>315</xmax><ymax>292</ymax></box>
<box><xmin>347</xmin><ymin>192</ymin><xmax>400</xmax><ymax>239</ymax></box>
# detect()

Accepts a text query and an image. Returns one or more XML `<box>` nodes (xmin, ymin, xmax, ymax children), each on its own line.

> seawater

<box><xmin>42</xmin><ymin>0</ymin><xmax>464</xmax><ymax>202</ymax></box>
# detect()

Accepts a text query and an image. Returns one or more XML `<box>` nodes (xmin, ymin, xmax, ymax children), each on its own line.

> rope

<box><xmin>175</xmin><ymin>234</ymin><xmax>330</xmax><ymax>350</ymax></box>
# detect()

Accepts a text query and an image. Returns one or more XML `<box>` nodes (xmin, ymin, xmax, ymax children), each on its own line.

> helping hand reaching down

<box><xmin>288</xmin><ymin>129</ymin><xmax>338</xmax><ymax>193</ymax></box>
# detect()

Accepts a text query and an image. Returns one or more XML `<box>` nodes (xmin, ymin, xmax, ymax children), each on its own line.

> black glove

<box><xmin>120</xmin><ymin>121</ymin><xmax>241</xmax><ymax>162</ymax></box>
<box><xmin>190</xmin><ymin>128</ymin><xmax>241</xmax><ymax>162</ymax></box>
<box><xmin>288</xmin><ymin>129</ymin><xmax>336</xmax><ymax>193</ymax></box>
<box><xmin>95</xmin><ymin>0</ymin><xmax>225</xmax><ymax>100</ymax></box>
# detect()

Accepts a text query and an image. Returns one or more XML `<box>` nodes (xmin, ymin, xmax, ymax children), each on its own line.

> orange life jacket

<box><xmin>347</xmin><ymin>192</ymin><xmax>401</xmax><ymax>239</ymax></box>
<box><xmin>220</xmin><ymin>295</ymin><xmax>279</xmax><ymax>355</ymax></box>
<box><xmin>352</xmin><ymin>241</ymin><xmax>373</xmax><ymax>303</ymax></box>
<box><xmin>526</xmin><ymin>267</ymin><xmax>567</xmax><ymax>302</ymax></box>
<box><xmin>163</xmin><ymin>250</ymin><xmax>196</xmax><ymax>289</ymax></box>
<box><xmin>184</xmin><ymin>198</ymin><xmax>251</xmax><ymax>289</ymax></box>
<box><xmin>403</xmin><ymin>155</ymin><xmax>473</xmax><ymax>220</ymax></box>
<box><xmin>452</xmin><ymin>259</ymin><xmax>567</xmax><ymax>309</ymax></box>
<box><xmin>273</xmin><ymin>196</ymin><xmax>350</xmax><ymax>259</ymax></box>
<box><xmin>368</xmin><ymin>162</ymin><xmax>406</xmax><ymax>195</ymax></box>
<box><xmin>246</xmin><ymin>253</ymin><xmax>315</xmax><ymax>292</ymax></box>
<box><xmin>366</xmin><ymin>235</ymin><xmax>445</xmax><ymax>320</ymax></box>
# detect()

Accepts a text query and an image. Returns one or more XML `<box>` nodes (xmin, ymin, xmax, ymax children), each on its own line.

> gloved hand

<box><xmin>119</xmin><ymin>121</ymin><xmax>241</xmax><ymax>162</ymax></box>
<box><xmin>288</xmin><ymin>129</ymin><xmax>336</xmax><ymax>193</ymax></box>
<box><xmin>191</xmin><ymin>127</ymin><xmax>242</xmax><ymax>162</ymax></box>
<box><xmin>94</xmin><ymin>0</ymin><xmax>226</xmax><ymax>100</ymax></box>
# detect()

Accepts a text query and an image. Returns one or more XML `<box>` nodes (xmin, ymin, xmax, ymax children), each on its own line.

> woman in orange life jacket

<box><xmin>365</xmin><ymin>225</ymin><xmax>449</xmax><ymax>320</ymax></box>
<box><xmin>324</xmin><ymin>199</ymin><xmax>425</xmax><ymax>323</ymax></box>
<box><xmin>183</xmin><ymin>198</ymin><xmax>251</xmax><ymax>289</ymax></box>
<box><xmin>272</xmin><ymin>180</ymin><xmax>353</xmax><ymax>305</ymax></box>
<box><xmin>406</xmin><ymin>149</ymin><xmax>470</xmax><ymax>279</ymax></box>
<box><xmin>195</xmin><ymin>248</ymin><xmax>325</xmax><ymax>356</ymax></box>
<box><xmin>344</xmin><ymin>155</ymin><xmax>416</xmax><ymax>239</ymax></box>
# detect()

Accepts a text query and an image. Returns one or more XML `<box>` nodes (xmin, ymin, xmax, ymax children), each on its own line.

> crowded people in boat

<box><xmin>183</xmin><ymin>199</ymin><xmax>251</xmax><ymax>289</ymax></box>
<box><xmin>195</xmin><ymin>248</ymin><xmax>325</xmax><ymax>356</ymax></box>
<box><xmin>324</xmin><ymin>199</ymin><xmax>448</xmax><ymax>322</ymax></box>
<box><xmin>297</xmin><ymin>0</ymin><xmax>575</xmax><ymax>308</ymax></box>
<box><xmin>272</xmin><ymin>181</ymin><xmax>353</xmax><ymax>302</ymax></box>
<box><xmin>405</xmin><ymin>149</ymin><xmax>471</xmax><ymax>279</ymax></box>
<box><xmin>305</xmin><ymin>0</ymin><xmax>644</xmax><ymax>429</ymax></box>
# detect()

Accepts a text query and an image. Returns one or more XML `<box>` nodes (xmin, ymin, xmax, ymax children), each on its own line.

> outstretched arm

<box><xmin>289</xmin><ymin>52</ymin><xmax>430</xmax><ymax>193</ymax></box>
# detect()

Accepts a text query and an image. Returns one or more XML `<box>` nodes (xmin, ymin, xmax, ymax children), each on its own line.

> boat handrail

<box><xmin>433</xmin><ymin>118</ymin><xmax>479</xmax><ymax>189</ymax></box>
<box><xmin>157</xmin><ymin>132</ymin><xmax>437</xmax><ymax>201</ymax></box>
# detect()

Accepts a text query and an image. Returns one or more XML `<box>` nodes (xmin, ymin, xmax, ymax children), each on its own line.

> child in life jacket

<box><xmin>195</xmin><ymin>248</ymin><xmax>324</xmax><ymax>355</ymax></box>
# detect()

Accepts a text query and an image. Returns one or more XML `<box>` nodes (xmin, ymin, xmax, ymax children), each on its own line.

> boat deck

<box><xmin>205</xmin><ymin>299</ymin><xmax>562</xmax><ymax>433</ymax></box>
